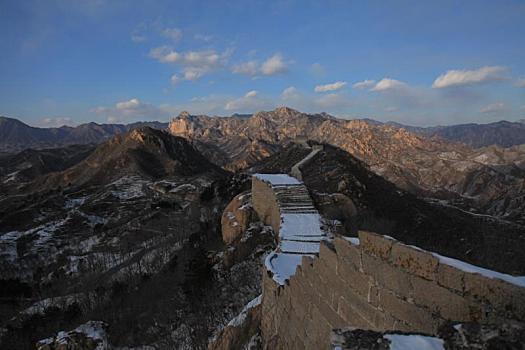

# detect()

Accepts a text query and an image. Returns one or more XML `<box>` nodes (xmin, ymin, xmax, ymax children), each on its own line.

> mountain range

<box><xmin>2</xmin><ymin>113</ymin><xmax>525</xmax><ymax>155</ymax></box>
<box><xmin>1</xmin><ymin>118</ymin><xmax>524</xmax><ymax>348</ymax></box>
<box><xmin>2</xmin><ymin>109</ymin><xmax>525</xmax><ymax>224</ymax></box>
<box><xmin>168</xmin><ymin>107</ymin><xmax>525</xmax><ymax>224</ymax></box>
<box><xmin>0</xmin><ymin>116</ymin><xmax>168</xmax><ymax>154</ymax></box>
<box><xmin>384</xmin><ymin>119</ymin><xmax>525</xmax><ymax>148</ymax></box>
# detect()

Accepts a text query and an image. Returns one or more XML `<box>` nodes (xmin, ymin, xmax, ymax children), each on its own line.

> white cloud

<box><xmin>314</xmin><ymin>81</ymin><xmax>347</xmax><ymax>93</ymax></box>
<box><xmin>231</xmin><ymin>53</ymin><xmax>289</xmax><ymax>77</ymax></box>
<box><xmin>225</xmin><ymin>90</ymin><xmax>273</xmax><ymax>111</ymax></box>
<box><xmin>515</xmin><ymin>78</ymin><xmax>525</xmax><ymax>88</ymax></box>
<box><xmin>149</xmin><ymin>46</ymin><xmax>181</xmax><ymax>63</ymax></box>
<box><xmin>171</xmin><ymin>74</ymin><xmax>180</xmax><ymax>85</ymax></box>
<box><xmin>261</xmin><ymin>54</ymin><xmax>287</xmax><ymax>75</ymax></box>
<box><xmin>371</xmin><ymin>78</ymin><xmax>408</xmax><ymax>92</ymax></box>
<box><xmin>480</xmin><ymin>102</ymin><xmax>505</xmax><ymax>113</ymax></box>
<box><xmin>131</xmin><ymin>34</ymin><xmax>146</xmax><ymax>43</ymax></box>
<box><xmin>148</xmin><ymin>47</ymin><xmax>228</xmax><ymax>68</ymax></box>
<box><xmin>39</xmin><ymin>117</ymin><xmax>77</xmax><ymax>127</ymax></box>
<box><xmin>93</xmin><ymin>98</ymin><xmax>169</xmax><ymax>123</ymax></box>
<box><xmin>352</xmin><ymin>79</ymin><xmax>376</xmax><ymax>89</ymax></box>
<box><xmin>281</xmin><ymin>86</ymin><xmax>300</xmax><ymax>100</ymax></box>
<box><xmin>116</xmin><ymin>98</ymin><xmax>141</xmax><ymax>110</ymax></box>
<box><xmin>432</xmin><ymin>66</ymin><xmax>506</xmax><ymax>89</ymax></box>
<box><xmin>232</xmin><ymin>61</ymin><xmax>259</xmax><ymax>76</ymax></box>
<box><xmin>245</xmin><ymin>90</ymin><xmax>258</xmax><ymax>98</ymax></box>
<box><xmin>162</xmin><ymin>27</ymin><xmax>182</xmax><ymax>41</ymax></box>
<box><xmin>183</xmin><ymin>67</ymin><xmax>207</xmax><ymax>81</ymax></box>
<box><xmin>149</xmin><ymin>46</ymin><xmax>231</xmax><ymax>82</ymax></box>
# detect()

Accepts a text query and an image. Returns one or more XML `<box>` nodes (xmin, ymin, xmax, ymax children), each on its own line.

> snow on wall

<box><xmin>432</xmin><ymin>252</ymin><xmax>525</xmax><ymax>288</ymax></box>
<box><xmin>252</xmin><ymin>174</ymin><xmax>327</xmax><ymax>285</ymax></box>
<box><xmin>253</xmin><ymin>173</ymin><xmax>301</xmax><ymax>186</ymax></box>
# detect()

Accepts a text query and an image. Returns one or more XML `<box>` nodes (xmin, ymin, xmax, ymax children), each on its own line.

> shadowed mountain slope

<box><xmin>253</xmin><ymin>143</ymin><xmax>525</xmax><ymax>275</ymax></box>
<box><xmin>0</xmin><ymin>116</ymin><xmax>168</xmax><ymax>153</ymax></box>
<box><xmin>24</xmin><ymin>127</ymin><xmax>227</xmax><ymax>191</ymax></box>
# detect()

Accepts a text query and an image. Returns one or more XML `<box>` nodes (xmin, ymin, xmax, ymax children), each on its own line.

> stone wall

<box><xmin>260</xmin><ymin>231</ymin><xmax>525</xmax><ymax>349</ymax></box>
<box><xmin>251</xmin><ymin>177</ymin><xmax>281</xmax><ymax>234</ymax></box>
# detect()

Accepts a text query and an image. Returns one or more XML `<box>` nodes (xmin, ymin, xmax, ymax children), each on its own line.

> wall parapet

<box><xmin>261</xmin><ymin>230</ymin><xmax>525</xmax><ymax>349</ymax></box>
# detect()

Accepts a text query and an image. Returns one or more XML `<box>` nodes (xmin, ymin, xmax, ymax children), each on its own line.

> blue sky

<box><xmin>1</xmin><ymin>0</ymin><xmax>524</xmax><ymax>127</ymax></box>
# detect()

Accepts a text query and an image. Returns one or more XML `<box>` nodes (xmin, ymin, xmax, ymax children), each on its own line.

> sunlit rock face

<box><xmin>221</xmin><ymin>191</ymin><xmax>255</xmax><ymax>245</ymax></box>
<box><xmin>168</xmin><ymin>107</ymin><xmax>525</xmax><ymax>224</ymax></box>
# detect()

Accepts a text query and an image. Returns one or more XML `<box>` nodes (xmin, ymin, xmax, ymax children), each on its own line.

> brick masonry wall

<box><xmin>260</xmin><ymin>231</ymin><xmax>525</xmax><ymax>350</ymax></box>
<box><xmin>251</xmin><ymin>178</ymin><xmax>282</xmax><ymax>235</ymax></box>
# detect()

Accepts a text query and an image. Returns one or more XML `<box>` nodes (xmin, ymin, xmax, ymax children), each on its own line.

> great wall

<box><xmin>212</xmin><ymin>145</ymin><xmax>525</xmax><ymax>349</ymax></box>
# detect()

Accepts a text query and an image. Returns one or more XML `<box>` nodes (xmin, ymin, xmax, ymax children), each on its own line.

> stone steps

<box><xmin>281</xmin><ymin>209</ymin><xmax>318</xmax><ymax>214</ymax></box>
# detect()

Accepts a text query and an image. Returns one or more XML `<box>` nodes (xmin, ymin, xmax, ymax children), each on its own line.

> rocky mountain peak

<box><xmin>274</xmin><ymin>106</ymin><xmax>300</xmax><ymax>115</ymax></box>
<box><xmin>177</xmin><ymin>110</ymin><xmax>192</xmax><ymax>118</ymax></box>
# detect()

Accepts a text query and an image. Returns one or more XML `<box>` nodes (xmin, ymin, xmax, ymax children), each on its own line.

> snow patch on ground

<box><xmin>384</xmin><ymin>334</ymin><xmax>444</xmax><ymax>350</ymax></box>
<box><xmin>108</xmin><ymin>176</ymin><xmax>146</xmax><ymax>200</ymax></box>
<box><xmin>22</xmin><ymin>293</ymin><xmax>86</xmax><ymax>316</ymax></box>
<box><xmin>38</xmin><ymin>321</ymin><xmax>108</xmax><ymax>350</ymax></box>
<box><xmin>170</xmin><ymin>183</ymin><xmax>197</xmax><ymax>194</ymax></box>
<box><xmin>0</xmin><ymin>218</ymin><xmax>69</xmax><ymax>261</ymax></box>
<box><xmin>3</xmin><ymin>170</ymin><xmax>20</xmax><ymax>183</ymax></box>
<box><xmin>64</xmin><ymin>196</ymin><xmax>88</xmax><ymax>209</ymax></box>
<box><xmin>227</xmin><ymin>294</ymin><xmax>262</xmax><ymax>327</ymax></box>
<box><xmin>0</xmin><ymin>230</ymin><xmax>21</xmax><ymax>262</ymax></box>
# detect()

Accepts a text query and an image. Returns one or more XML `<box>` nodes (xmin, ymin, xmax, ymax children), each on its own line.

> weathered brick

<box><xmin>391</xmin><ymin>243</ymin><xmax>438</xmax><ymax>280</ymax></box>
<box><xmin>368</xmin><ymin>285</ymin><xmax>380</xmax><ymax>307</ymax></box>
<box><xmin>317</xmin><ymin>297</ymin><xmax>347</xmax><ymax>329</ymax></box>
<box><xmin>337</xmin><ymin>296</ymin><xmax>372</xmax><ymax>329</ymax></box>
<box><xmin>316</xmin><ymin>256</ymin><xmax>338</xmax><ymax>285</ymax></box>
<box><xmin>379</xmin><ymin>289</ymin><xmax>436</xmax><ymax>334</ymax></box>
<box><xmin>337</xmin><ymin>255</ymin><xmax>371</xmax><ymax>297</ymax></box>
<box><xmin>320</xmin><ymin>240</ymin><xmax>338</xmax><ymax>267</ymax></box>
<box><xmin>302</xmin><ymin>255</ymin><xmax>315</xmax><ymax>270</ymax></box>
<box><xmin>410</xmin><ymin>274</ymin><xmax>472</xmax><ymax>322</ymax></box>
<box><xmin>437</xmin><ymin>262</ymin><xmax>464</xmax><ymax>293</ymax></box>
<box><xmin>317</xmin><ymin>277</ymin><xmax>333</xmax><ymax>304</ymax></box>
<box><xmin>464</xmin><ymin>273</ymin><xmax>525</xmax><ymax>321</ymax></box>
<box><xmin>334</xmin><ymin>236</ymin><xmax>361</xmax><ymax>269</ymax></box>
<box><xmin>340</xmin><ymin>286</ymin><xmax>383</xmax><ymax>331</ymax></box>
<box><xmin>330</xmin><ymin>275</ymin><xmax>349</xmax><ymax>309</ymax></box>
<box><xmin>291</xmin><ymin>336</ymin><xmax>305</xmax><ymax>350</ymax></box>
<box><xmin>359</xmin><ymin>231</ymin><xmax>395</xmax><ymax>260</ymax></box>
<box><xmin>361</xmin><ymin>253</ymin><xmax>413</xmax><ymax>297</ymax></box>
<box><xmin>388</xmin><ymin>316</ymin><xmax>414</xmax><ymax>333</ymax></box>
<box><xmin>308</xmin><ymin>305</ymin><xmax>332</xmax><ymax>348</ymax></box>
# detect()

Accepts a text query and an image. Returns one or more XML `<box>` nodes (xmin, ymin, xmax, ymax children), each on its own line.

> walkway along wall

<box><xmin>252</xmin><ymin>175</ymin><xmax>525</xmax><ymax>349</ymax></box>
